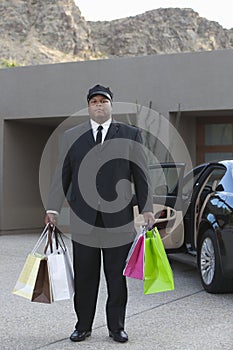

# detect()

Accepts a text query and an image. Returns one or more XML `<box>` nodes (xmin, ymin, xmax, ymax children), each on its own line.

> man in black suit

<box><xmin>45</xmin><ymin>84</ymin><xmax>155</xmax><ymax>343</ymax></box>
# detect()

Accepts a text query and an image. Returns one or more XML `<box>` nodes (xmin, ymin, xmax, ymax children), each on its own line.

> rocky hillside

<box><xmin>89</xmin><ymin>8</ymin><xmax>233</xmax><ymax>57</ymax></box>
<box><xmin>1</xmin><ymin>0</ymin><xmax>233</xmax><ymax>67</ymax></box>
<box><xmin>0</xmin><ymin>0</ymin><xmax>100</xmax><ymax>66</ymax></box>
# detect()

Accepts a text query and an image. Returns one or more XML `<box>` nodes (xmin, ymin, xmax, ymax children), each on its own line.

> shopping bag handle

<box><xmin>44</xmin><ymin>224</ymin><xmax>67</xmax><ymax>254</ymax></box>
<box><xmin>142</xmin><ymin>224</ymin><xmax>158</xmax><ymax>237</ymax></box>
<box><xmin>53</xmin><ymin>226</ymin><xmax>67</xmax><ymax>253</ymax></box>
<box><xmin>31</xmin><ymin>224</ymin><xmax>50</xmax><ymax>255</ymax></box>
<box><xmin>142</xmin><ymin>222</ymin><xmax>157</xmax><ymax>231</ymax></box>
<box><xmin>44</xmin><ymin>224</ymin><xmax>55</xmax><ymax>254</ymax></box>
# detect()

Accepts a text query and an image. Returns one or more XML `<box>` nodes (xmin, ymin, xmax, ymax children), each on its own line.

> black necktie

<box><xmin>96</xmin><ymin>125</ymin><xmax>103</xmax><ymax>144</ymax></box>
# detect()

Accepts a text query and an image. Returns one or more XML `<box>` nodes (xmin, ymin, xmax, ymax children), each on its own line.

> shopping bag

<box><xmin>13</xmin><ymin>225</ymin><xmax>51</xmax><ymax>301</ymax></box>
<box><xmin>123</xmin><ymin>232</ymin><xmax>144</xmax><ymax>280</ymax></box>
<box><xmin>47</xmin><ymin>227</ymin><xmax>74</xmax><ymax>301</ymax></box>
<box><xmin>144</xmin><ymin>227</ymin><xmax>174</xmax><ymax>294</ymax></box>
<box><xmin>31</xmin><ymin>258</ymin><xmax>52</xmax><ymax>304</ymax></box>
<box><xmin>13</xmin><ymin>253</ymin><xmax>43</xmax><ymax>300</ymax></box>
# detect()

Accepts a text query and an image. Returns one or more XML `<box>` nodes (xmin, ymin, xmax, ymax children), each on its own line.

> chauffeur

<box><xmin>45</xmin><ymin>84</ymin><xmax>155</xmax><ymax>343</ymax></box>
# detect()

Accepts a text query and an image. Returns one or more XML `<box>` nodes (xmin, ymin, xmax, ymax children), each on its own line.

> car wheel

<box><xmin>197</xmin><ymin>229</ymin><xmax>233</xmax><ymax>293</ymax></box>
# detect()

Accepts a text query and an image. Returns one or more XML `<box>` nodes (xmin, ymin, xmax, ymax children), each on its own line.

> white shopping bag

<box><xmin>47</xmin><ymin>229</ymin><xmax>74</xmax><ymax>301</ymax></box>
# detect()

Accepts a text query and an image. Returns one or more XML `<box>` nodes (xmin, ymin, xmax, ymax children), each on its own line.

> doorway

<box><xmin>1</xmin><ymin>117</ymin><xmax>66</xmax><ymax>233</ymax></box>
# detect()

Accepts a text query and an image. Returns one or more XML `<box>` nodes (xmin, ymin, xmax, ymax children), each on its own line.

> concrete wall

<box><xmin>1</xmin><ymin>49</ymin><xmax>233</xmax><ymax>120</ymax></box>
<box><xmin>0</xmin><ymin>49</ymin><xmax>233</xmax><ymax>232</ymax></box>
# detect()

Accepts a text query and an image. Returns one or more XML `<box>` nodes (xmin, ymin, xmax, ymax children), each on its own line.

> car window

<box><xmin>182</xmin><ymin>165</ymin><xmax>205</xmax><ymax>198</ymax></box>
<box><xmin>218</xmin><ymin>163</ymin><xmax>233</xmax><ymax>192</ymax></box>
<box><xmin>182</xmin><ymin>172</ymin><xmax>199</xmax><ymax>198</ymax></box>
<box><xmin>149</xmin><ymin>166</ymin><xmax>183</xmax><ymax>196</ymax></box>
<box><xmin>205</xmin><ymin>168</ymin><xmax>226</xmax><ymax>189</ymax></box>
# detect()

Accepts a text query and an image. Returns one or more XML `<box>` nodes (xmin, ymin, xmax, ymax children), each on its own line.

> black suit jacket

<box><xmin>47</xmin><ymin>120</ymin><xmax>153</xmax><ymax>236</ymax></box>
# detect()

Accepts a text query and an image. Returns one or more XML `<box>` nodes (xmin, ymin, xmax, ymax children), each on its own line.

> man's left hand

<box><xmin>143</xmin><ymin>211</ymin><xmax>155</xmax><ymax>229</ymax></box>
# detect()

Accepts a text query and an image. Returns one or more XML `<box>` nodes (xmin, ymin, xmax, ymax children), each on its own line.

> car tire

<box><xmin>197</xmin><ymin>229</ymin><xmax>233</xmax><ymax>293</ymax></box>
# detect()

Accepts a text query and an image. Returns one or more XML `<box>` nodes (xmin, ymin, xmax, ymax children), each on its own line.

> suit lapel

<box><xmin>86</xmin><ymin>128</ymin><xmax>95</xmax><ymax>148</ymax></box>
<box><xmin>100</xmin><ymin>122</ymin><xmax>120</xmax><ymax>152</ymax></box>
<box><xmin>103</xmin><ymin>121</ymin><xmax>120</xmax><ymax>144</ymax></box>
<box><xmin>82</xmin><ymin>120</ymin><xmax>95</xmax><ymax>148</ymax></box>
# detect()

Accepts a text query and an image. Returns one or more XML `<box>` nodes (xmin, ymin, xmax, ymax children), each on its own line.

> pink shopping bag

<box><xmin>123</xmin><ymin>234</ymin><xmax>144</xmax><ymax>280</ymax></box>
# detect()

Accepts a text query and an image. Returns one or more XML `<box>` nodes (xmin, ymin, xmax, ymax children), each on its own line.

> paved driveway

<box><xmin>1</xmin><ymin>233</ymin><xmax>233</xmax><ymax>350</ymax></box>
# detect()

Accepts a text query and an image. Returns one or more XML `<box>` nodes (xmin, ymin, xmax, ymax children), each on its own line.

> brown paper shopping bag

<box><xmin>31</xmin><ymin>258</ymin><xmax>52</xmax><ymax>303</ymax></box>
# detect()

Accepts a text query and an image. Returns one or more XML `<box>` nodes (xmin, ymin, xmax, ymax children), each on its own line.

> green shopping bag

<box><xmin>144</xmin><ymin>227</ymin><xmax>174</xmax><ymax>294</ymax></box>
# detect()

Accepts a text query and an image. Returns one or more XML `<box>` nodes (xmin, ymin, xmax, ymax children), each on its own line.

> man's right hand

<box><xmin>45</xmin><ymin>213</ymin><xmax>57</xmax><ymax>226</ymax></box>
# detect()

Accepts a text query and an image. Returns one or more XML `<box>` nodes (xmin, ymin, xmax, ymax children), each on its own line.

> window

<box><xmin>197</xmin><ymin>117</ymin><xmax>233</xmax><ymax>164</ymax></box>
<box><xmin>149</xmin><ymin>164</ymin><xmax>184</xmax><ymax>196</ymax></box>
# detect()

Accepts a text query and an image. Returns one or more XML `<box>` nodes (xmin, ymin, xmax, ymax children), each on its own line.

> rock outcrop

<box><xmin>89</xmin><ymin>8</ymin><xmax>233</xmax><ymax>57</ymax></box>
<box><xmin>0</xmin><ymin>1</ymin><xmax>232</xmax><ymax>67</ymax></box>
<box><xmin>0</xmin><ymin>0</ymin><xmax>99</xmax><ymax>66</ymax></box>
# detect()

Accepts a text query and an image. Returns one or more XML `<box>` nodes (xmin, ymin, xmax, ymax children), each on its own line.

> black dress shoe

<box><xmin>109</xmin><ymin>330</ymin><xmax>128</xmax><ymax>343</ymax></box>
<box><xmin>70</xmin><ymin>330</ymin><xmax>91</xmax><ymax>342</ymax></box>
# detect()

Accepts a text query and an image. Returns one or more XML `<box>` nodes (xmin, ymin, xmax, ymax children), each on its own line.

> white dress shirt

<box><xmin>90</xmin><ymin>118</ymin><xmax>112</xmax><ymax>143</ymax></box>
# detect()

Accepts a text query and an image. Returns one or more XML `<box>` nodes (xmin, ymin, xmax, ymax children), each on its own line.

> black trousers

<box><xmin>72</xmin><ymin>213</ymin><xmax>132</xmax><ymax>332</ymax></box>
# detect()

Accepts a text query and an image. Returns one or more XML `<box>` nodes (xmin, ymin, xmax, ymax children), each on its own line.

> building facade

<box><xmin>0</xmin><ymin>49</ymin><xmax>233</xmax><ymax>233</ymax></box>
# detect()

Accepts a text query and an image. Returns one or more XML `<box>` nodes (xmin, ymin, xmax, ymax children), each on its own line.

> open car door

<box><xmin>134</xmin><ymin>163</ymin><xmax>185</xmax><ymax>250</ymax></box>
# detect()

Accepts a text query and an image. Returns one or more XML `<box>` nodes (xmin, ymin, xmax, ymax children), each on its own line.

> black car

<box><xmin>134</xmin><ymin>160</ymin><xmax>233</xmax><ymax>293</ymax></box>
